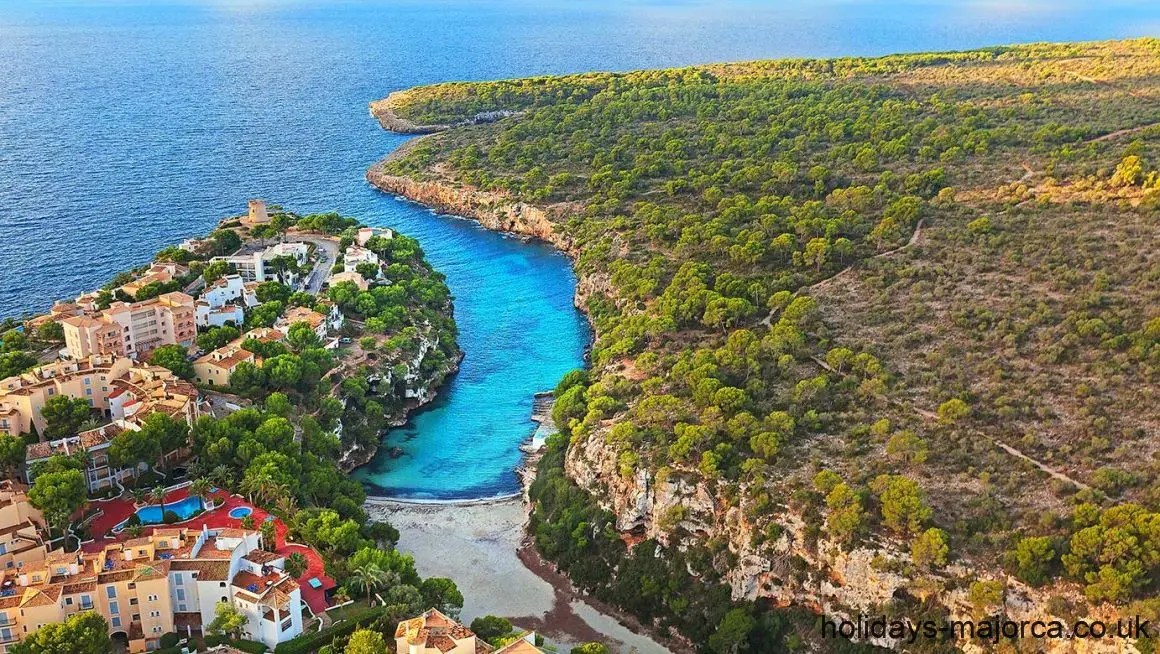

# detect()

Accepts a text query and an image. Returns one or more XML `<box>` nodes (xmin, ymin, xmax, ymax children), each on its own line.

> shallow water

<box><xmin>1</xmin><ymin>0</ymin><xmax>1156</xmax><ymax>498</ymax></box>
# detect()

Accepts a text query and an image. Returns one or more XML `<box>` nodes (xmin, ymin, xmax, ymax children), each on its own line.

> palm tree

<box><xmin>347</xmin><ymin>563</ymin><xmax>388</xmax><ymax>601</ymax></box>
<box><xmin>189</xmin><ymin>478</ymin><xmax>213</xmax><ymax>509</ymax></box>
<box><xmin>240</xmin><ymin>473</ymin><xmax>271</xmax><ymax>506</ymax></box>
<box><xmin>274</xmin><ymin>494</ymin><xmax>298</xmax><ymax>519</ymax></box>
<box><xmin>150</xmin><ymin>486</ymin><xmax>167</xmax><ymax>517</ymax></box>
<box><xmin>210</xmin><ymin>464</ymin><xmax>234</xmax><ymax>490</ymax></box>
<box><xmin>130</xmin><ymin>487</ymin><xmax>148</xmax><ymax>507</ymax></box>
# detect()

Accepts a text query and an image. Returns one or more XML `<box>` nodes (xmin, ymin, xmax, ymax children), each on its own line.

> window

<box><xmin>175</xmin><ymin>589</ymin><xmax>185</xmax><ymax>601</ymax></box>
<box><xmin>64</xmin><ymin>598</ymin><xmax>72</xmax><ymax>606</ymax></box>
<box><xmin>108</xmin><ymin>601</ymin><xmax>118</xmax><ymax>615</ymax></box>
<box><xmin>106</xmin><ymin>586</ymin><xmax>116</xmax><ymax>599</ymax></box>
<box><xmin>85</xmin><ymin>389</ymin><xmax>92</xmax><ymax>396</ymax></box>
<box><xmin>218</xmin><ymin>582</ymin><xmax>226</xmax><ymax>588</ymax></box>
<box><xmin>129</xmin><ymin>598</ymin><xmax>138</xmax><ymax>606</ymax></box>
<box><xmin>174</xmin><ymin>574</ymin><xmax>183</xmax><ymax>586</ymax></box>
<box><xmin>111</xmin><ymin>617</ymin><xmax>120</xmax><ymax>628</ymax></box>
<box><xmin>84</xmin><ymin>378</ymin><xmax>91</xmax><ymax>386</ymax></box>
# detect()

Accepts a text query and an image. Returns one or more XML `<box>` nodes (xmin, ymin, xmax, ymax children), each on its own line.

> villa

<box><xmin>327</xmin><ymin>270</ymin><xmax>369</xmax><ymax>291</ymax></box>
<box><xmin>195</xmin><ymin>275</ymin><xmax>258</xmax><ymax>329</ymax></box>
<box><xmin>342</xmin><ymin>245</ymin><xmax>381</xmax><ymax>278</ymax></box>
<box><xmin>355</xmin><ymin>226</ymin><xmax>393</xmax><ymax>247</ymax></box>
<box><xmin>60</xmin><ymin>292</ymin><xmax>196</xmax><ymax>361</ymax></box>
<box><xmin>394</xmin><ymin>609</ymin><xmax>544</xmax><ymax>654</ymax></box>
<box><xmin>0</xmin><ymin>524</ymin><xmax>304</xmax><ymax>653</ymax></box>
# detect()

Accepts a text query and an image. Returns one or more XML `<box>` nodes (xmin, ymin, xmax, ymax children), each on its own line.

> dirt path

<box><xmin>813</xmin><ymin>356</ymin><xmax>1091</xmax><ymax>491</ymax></box>
<box><xmin>761</xmin><ymin>218</ymin><xmax>925</xmax><ymax>326</ymax></box>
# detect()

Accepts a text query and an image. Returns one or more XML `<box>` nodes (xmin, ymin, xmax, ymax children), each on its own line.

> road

<box><xmin>293</xmin><ymin>234</ymin><xmax>341</xmax><ymax>294</ymax></box>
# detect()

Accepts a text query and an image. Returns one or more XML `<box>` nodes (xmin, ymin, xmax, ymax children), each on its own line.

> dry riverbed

<box><xmin>364</xmin><ymin>498</ymin><xmax>672</xmax><ymax>654</ymax></box>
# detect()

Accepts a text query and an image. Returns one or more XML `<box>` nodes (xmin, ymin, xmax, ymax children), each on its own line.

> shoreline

<box><xmin>364</xmin><ymin>106</ymin><xmax>683</xmax><ymax>653</ymax></box>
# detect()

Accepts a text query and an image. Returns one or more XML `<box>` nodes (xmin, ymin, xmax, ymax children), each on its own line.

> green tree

<box><xmin>419</xmin><ymin>577</ymin><xmax>464</xmax><ymax>618</ymax></box>
<box><xmin>348</xmin><ymin>562</ymin><xmax>390</xmax><ymax>600</ymax></box>
<box><xmin>108</xmin><ymin>428</ymin><xmax>161</xmax><ymax>476</ymax></box>
<box><xmin>470</xmin><ymin>616</ymin><xmax>513</xmax><ymax>644</ymax></box>
<box><xmin>149</xmin><ymin>344</ymin><xmax>194</xmax><ymax>379</ymax></box>
<box><xmin>937</xmin><ymin>398</ymin><xmax>970</xmax><ymax>425</ymax></box>
<box><xmin>28</xmin><ymin>469</ymin><xmax>87</xmax><ymax>531</ymax></box>
<box><xmin>136</xmin><ymin>412</ymin><xmax>190</xmax><ymax>470</ymax></box>
<box><xmin>285</xmin><ymin>552</ymin><xmax>308</xmax><ymax>578</ymax></box>
<box><xmin>207</xmin><ymin>601</ymin><xmax>246</xmax><ymax>637</ymax></box>
<box><xmin>10</xmin><ymin>611</ymin><xmax>112</xmax><ymax>654</ymax></box>
<box><xmin>571</xmin><ymin>645</ymin><xmax>611</xmax><ymax>654</ymax></box>
<box><xmin>911</xmin><ymin>528</ymin><xmax>950</xmax><ymax>569</ymax></box>
<box><xmin>1011</xmin><ymin>536</ymin><xmax>1056</xmax><ymax>586</ymax></box>
<box><xmin>286</xmin><ymin>322</ymin><xmax>322</xmax><ymax>352</ymax></box>
<box><xmin>708</xmin><ymin>607</ymin><xmax>755</xmax><ymax>654</ymax></box>
<box><xmin>0</xmin><ymin>434</ymin><xmax>26</xmax><ymax>480</ymax></box>
<box><xmin>40</xmin><ymin>395</ymin><xmax>91</xmax><ymax>440</ymax></box>
<box><xmin>346</xmin><ymin>629</ymin><xmax>389</xmax><ymax>654</ymax></box>
<box><xmin>201</xmin><ymin>260</ymin><xmax>234</xmax><ymax>283</ymax></box>
<box><xmin>871</xmin><ymin>474</ymin><xmax>931</xmax><ymax>536</ymax></box>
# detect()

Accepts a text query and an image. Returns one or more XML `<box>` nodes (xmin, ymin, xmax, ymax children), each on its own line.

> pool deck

<box><xmin>80</xmin><ymin>487</ymin><xmax>335</xmax><ymax>614</ymax></box>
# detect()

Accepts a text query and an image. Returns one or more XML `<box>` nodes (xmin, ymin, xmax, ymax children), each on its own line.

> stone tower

<box><xmin>246</xmin><ymin>199</ymin><xmax>270</xmax><ymax>225</ymax></box>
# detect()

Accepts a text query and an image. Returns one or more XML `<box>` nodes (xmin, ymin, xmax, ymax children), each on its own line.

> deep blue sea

<box><xmin>2</xmin><ymin>0</ymin><xmax>1157</xmax><ymax>499</ymax></box>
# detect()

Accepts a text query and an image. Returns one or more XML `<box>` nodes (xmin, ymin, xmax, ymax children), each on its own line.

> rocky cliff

<box><xmin>366</xmin><ymin>122</ymin><xmax>1141</xmax><ymax>654</ymax></box>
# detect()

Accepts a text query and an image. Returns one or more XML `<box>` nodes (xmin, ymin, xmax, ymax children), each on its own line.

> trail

<box><xmin>811</xmin><ymin>357</ymin><xmax>1092</xmax><ymax>491</ymax></box>
<box><xmin>1065</xmin><ymin>70</ymin><xmax>1160</xmax><ymax>143</ymax></box>
<box><xmin>760</xmin><ymin>218</ymin><xmax>925</xmax><ymax>326</ymax></box>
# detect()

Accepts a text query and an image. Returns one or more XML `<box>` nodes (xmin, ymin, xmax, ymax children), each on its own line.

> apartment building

<box><xmin>394</xmin><ymin>609</ymin><xmax>544</xmax><ymax>654</ymax></box>
<box><xmin>0</xmin><ymin>355</ymin><xmax>133</xmax><ymax>438</ymax></box>
<box><xmin>0</xmin><ymin>525</ymin><xmax>303</xmax><ymax>653</ymax></box>
<box><xmin>0</xmin><ymin>355</ymin><xmax>198</xmax><ymax>438</ymax></box>
<box><xmin>18</xmin><ymin>365</ymin><xmax>201</xmax><ymax>491</ymax></box>
<box><xmin>0</xmin><ymin>482</ymin><xmax>47</xmax><ymax>575</ymax></box>
<box><xmin>118</xmin><ymin>263</ymin><xmax>190</xmax><ymax>299</ymax></box>
<box><xmin>195</xmin><ymin>275</ymin><xmax>258</xmax><ymax>329</ymax></box>
<box><xmin>61</xmin><ymin>292</ymin><xmax>196</xmax><ymax>361</ymax></box>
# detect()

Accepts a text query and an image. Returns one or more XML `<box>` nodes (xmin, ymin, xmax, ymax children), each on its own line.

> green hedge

<box><xmin>206</xmin><ymin>636</ymin><xmax>268</xmax><ymax>653</ymax></box>
<box><xmin>274</xmin><ymin>606</ymin><xmax>386</xmax><ymax>654</ymax></box>
<box><xmin>154</xmin><ymin>636</ymin><xmax>268</xmax><ymax>654</ymax></box>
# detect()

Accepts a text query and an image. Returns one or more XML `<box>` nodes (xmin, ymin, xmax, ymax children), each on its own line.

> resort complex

<box><xmin>0</xmin><ymin>202</ymin><xmax>472</xmax><ymax>653</ymax></box>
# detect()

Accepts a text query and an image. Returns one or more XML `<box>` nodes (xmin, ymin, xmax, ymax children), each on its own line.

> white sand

<box><xmin>365</xmin><ymin>498</ymin><xmax>672</xmax><ymax>654</ymax></box>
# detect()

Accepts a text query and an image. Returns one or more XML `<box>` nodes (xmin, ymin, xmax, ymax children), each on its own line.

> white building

<box><xmin>356</xmin><ymin>227</ymin><xmax>393</xmax><ymax>247</ymax></box>
<box><xmin>342</xmin><ymin>246</ymin><xmax>381</xmax><ymax>278</ymax></box>
<box><xmin>213</xmin><ymin>242</ymin><xmax>310</xmax><ymax>287</ymax></box>
<box><xmin>195</xmin><ymin>275</ymin><xmax>257</xmax><ymax>328</ymax></box>
<box><xmin>167</xmin><ymin>527</ymin><xmax>304</xmax><ymax>649</ymax></box>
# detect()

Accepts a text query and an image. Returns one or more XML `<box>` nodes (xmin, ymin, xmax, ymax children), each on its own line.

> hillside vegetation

<box><xmin>376</xmin><ymin>40</ymin><xmax>1160</xmax><ymax>649</ymax></box>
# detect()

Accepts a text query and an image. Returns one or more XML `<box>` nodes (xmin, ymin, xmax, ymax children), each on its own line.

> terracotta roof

<box><xmin>170</xmin><ymin>560</ymin><xmax>231</xmax><ymax>581</ymax></box>
<box><xmin>20</xmin><ymin>585</ymin><xmax>62</xmax><ymax>607</ymax></box>
<box><xmin>494</xmin><ymin>640</ymin><xmax>541</xmax><ymax>654</ymax></box>
<box><xmin>430</xmin><ymin>635</ymin><xmax>458</xmax><ymax>653</ymax></box>
<box><xmin>243</xmin><ymin>550</ymin><xmax>281</xmax><ymax>565</ymax></box>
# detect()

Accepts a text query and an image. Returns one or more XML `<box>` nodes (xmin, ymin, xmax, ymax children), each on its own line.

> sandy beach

<box><xmin>365</xmin><ymin>498</ymin><xmax>673</xmax><ymax>654</ymax></box>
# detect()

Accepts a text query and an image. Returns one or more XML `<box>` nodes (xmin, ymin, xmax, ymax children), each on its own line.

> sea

<box><xmin>1</xmin><ymin>0</ymin><xmax>1157</xmax><ymax>499</ymax></box>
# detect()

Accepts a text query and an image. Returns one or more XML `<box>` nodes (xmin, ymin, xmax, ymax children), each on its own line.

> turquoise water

<box><xmin>228</xmin><ymin>506</ymin><xmax>254</xmax><ymax>519</ymax></box>
<box><xmin>119</xmin><ymin>497</ymin><xmax>205</xmax><ymax>529</ymax></box>
<box><xmin>1</xmin><ymin>1</ymin><xmax>1157</xmax><ymax>498</ymax></box>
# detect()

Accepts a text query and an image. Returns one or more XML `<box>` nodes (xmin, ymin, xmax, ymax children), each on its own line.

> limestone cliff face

<box><xmin>565</xmin><ymin>426</ymin><xmax>1139</xmax><ymax>653</ymax></box>
<box><xmin>338</xmin><ymin>326</ymin><xmax>460</xmax><ymax>473</ymax></box>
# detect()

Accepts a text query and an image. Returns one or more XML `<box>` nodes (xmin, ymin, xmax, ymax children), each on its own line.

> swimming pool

<box><xmin>228</xmin><ymin>507</ymin><xmax>253</xmax><ymax>519</ymax></box>
<box><xmin>117</xmin><ymin>496</ymin><xmax>205</xmax><ymax>530</ymax></box>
